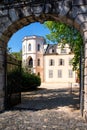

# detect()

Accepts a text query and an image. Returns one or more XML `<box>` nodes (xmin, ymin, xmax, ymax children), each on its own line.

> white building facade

<box><xmin>44</xmin><ymin>43</ymin><xmax>77</xmax><ymax>87</ymax></box>
<box><xmin>22</xmin><ymin>35</ymin><xmax>45</xmax><ymax>82</ymax></box>
<box><xmin>22</xmin><ymin>36</ymin><xmax>78</xmax><ymax>87</ymax></box>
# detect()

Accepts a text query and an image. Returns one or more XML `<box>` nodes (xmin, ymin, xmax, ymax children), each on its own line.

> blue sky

<box><xmin>8</xmin><ymin>22</ymin><xmax>51</xmax><ymax>52</ymax></box>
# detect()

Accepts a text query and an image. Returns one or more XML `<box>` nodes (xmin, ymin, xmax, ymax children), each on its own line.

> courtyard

<box><xmin>0</xmin><ymin>83</ymin><xmax>87</xmax><ymax>130</ymax></box>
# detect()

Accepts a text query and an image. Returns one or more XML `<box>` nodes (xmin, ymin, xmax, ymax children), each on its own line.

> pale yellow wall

<box><xmin>44</xmin><ymin>54</ymin><xmax>76</xmax><ymax>84</ymax></box>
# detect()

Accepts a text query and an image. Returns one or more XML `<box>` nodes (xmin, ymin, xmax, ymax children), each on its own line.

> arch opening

<box><xmin>6</xmin><ymin>20</ymin><xmax>83</xmax><ymax>113</ymax></box>
<box><xmin>0</xmin><ymin>1</ymin><xmax>86</xmax><ymax>118</ymax></box>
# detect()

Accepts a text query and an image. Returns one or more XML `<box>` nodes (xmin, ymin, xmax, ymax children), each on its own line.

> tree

<box><xmin>11</xmin><ymin>50</ymin><xmax>22</xmax><ymax>61</ymax></box>
<box><xmin>44</xmin><ymin>21</ymin><xmax>83</xmax><ymax>71</ymax></box>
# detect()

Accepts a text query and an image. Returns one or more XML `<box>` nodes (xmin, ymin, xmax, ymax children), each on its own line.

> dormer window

<box><xmin>52</xmin><ymin>49</ymin><xmax>54</xmax><ymax>53</ymax></box>
<box><xmin>49</xmin><ymin>48</ymin><xmax>54</xmax><ymax>53</ymax></box>
<box><xmin>61</xmin><ymin>48</ymin><xmax>66</xmax><ymax>54</ymax></box>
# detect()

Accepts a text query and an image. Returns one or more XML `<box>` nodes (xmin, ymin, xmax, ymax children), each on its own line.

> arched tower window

<box><xmin>37</xmin><ymin>72</ymin><xmax>40</xmax><ymax>76</ymax></box>
<box><xmin>37</xmin><ymin>44</ymin><xmax>40</xmax><ymax>51</ymax></box>
<box><xmin>37</xmin><ymin>59</ymin><xmax>40</xmax><ymax>66</ymax></box>
<box><xmin>28</xmin><ymin>43</ymin><xmax>31</xmax><ymax>51</ymax></box>
<box><xmin>28</xmin><ymin>57</ymin><xmax>33</xmax><ymax>67</ymax></box>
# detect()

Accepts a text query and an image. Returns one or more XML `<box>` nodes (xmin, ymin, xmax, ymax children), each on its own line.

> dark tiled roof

<box><xmin>45</xmin><ymin>44</ymin><xmax>57</xmax><ymax>55</ymax></box>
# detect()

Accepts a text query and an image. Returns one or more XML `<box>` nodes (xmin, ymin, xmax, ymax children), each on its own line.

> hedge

<box><xmin>7</xmin><ymin>69</ymin><xmax>41</xmax><ymax>93</ymax></box>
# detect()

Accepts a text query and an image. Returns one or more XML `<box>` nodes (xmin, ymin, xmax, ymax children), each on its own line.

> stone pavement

<box><xmin>0</xmin><ymin>84</ymin><xmax>87</xmax><ymax>130</ymax></box>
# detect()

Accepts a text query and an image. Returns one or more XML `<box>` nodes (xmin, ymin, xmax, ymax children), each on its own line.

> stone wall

<box><xmin>0</xmin><ymin>0</ymin><xmax>87</xmax><ymax>117</ymax></box>
<box><xmin>0</xmin><ymin>44</ymin><xmax>6</xmax><ymax>111</ymax></box>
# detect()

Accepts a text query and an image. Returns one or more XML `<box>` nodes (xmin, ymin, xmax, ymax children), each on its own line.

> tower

<box><xmin>22</xmin><ymin>35</ymin><xmax>45</xmax><ymax>82</ymax></box>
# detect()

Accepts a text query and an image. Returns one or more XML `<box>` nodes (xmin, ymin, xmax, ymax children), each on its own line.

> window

<box><xmin>69</xmin><ymin>58</ymin><xmax>72</xmax><ymax>65</ymax></box>
<box><xmin>69</xmin><ymin>70</ymin><xmax>73</xmax><ymax>78</ymax></box>
<box><xmin>49</xmin><ymin>59</ymin><xmax>55</xmax><ymax>66</ymax></box>
<box><xmin>61</xmin><ymin>48</ymin><xmax>66</xmax><ymax>54</ymax></box>
<box><xmin>37</xmin><ymin>44</ymin><xmax>40</xmax><ymax>51</ymax></box>
<box><xmin>28</xmin><ymin>58</ymin><xmax>33</xmax><ymax>67</ymax></box>
<box><xmin>49</xmin><ymin>70</ymin><xmax>53</xmax><ymax>78</ymax></box>
<box><xmin>49</xmin><ymin>48</ymin><xmax>54</xmax><ymax>53</ymax></box>
<box><xmin>52</xmin><ymin>49</ymin><xmax>54</xmax><ymax>53</ymax></box>
<box><xmin>28</xmin><ymin>44</ymin><xmax>31</xmax><ymax>51</ymax></box>
<box><xmin>37</xmin><ymin>72</ymin><xmax>40</xmax><ymax>76</ymax></box>
<box><xmin>37</xmin><ymin>59</ymin><xmax>40</xmax><ymax>66</ymax></box>
<box><xmin>23</xmin><ymin>45</ymin><xmax>25</xmax><ymax>52</ymax></box>
<box><xmin>59</xmin><ymin>59</ymin><xmax>64</xmax><ymax>65</ymax></box>
<box><xmin>58</xmin><ymin>70</ymin><xmax>62</xmax><ymax>78</ymax></box>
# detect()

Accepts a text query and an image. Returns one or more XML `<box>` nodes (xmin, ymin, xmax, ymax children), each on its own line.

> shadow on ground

<box><xmin>13</xmin><ymin>87</ymin><xmax>80</xmax><ymax>111</ymax></box>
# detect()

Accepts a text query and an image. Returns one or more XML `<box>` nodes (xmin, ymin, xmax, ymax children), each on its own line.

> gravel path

<box><xmin>0</xmin><ymin>84</ymin><xmax>87</xmax><ymax>130</ymax></box>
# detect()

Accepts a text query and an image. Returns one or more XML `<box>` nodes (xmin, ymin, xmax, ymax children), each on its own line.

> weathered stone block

<box><xmin>9</xmin><ymin>8</ymin><xmax>18</xmax><ymax>22</ymax></box>
<box><xmin>73</xmin><ymin>0</ymin><xmax>87</xmax><ymax>5</ymax></box>
<box><xmin>81</xmin><ymin>22</ymin><xmax>87</xmax><ymax>32</ymax></box>
<box><xmin>31</xmin><ymin>5</ymin><xmax>44</xmax><ymax>16</ymax></box>
<box><xmin>71</xmin><ymin>5</ymin><xmax>87</xmax><ymax>19</ymax></box>
<box><xmin>0</xmin><ymin>9</ymin><xmax>8</xmax><ymax>17</ymax></box>
<box><xmin>44</xmin><ymin>3</ymin><xmax>52</xmax><ymax>14</ymax></box>
<box><xmin>61</xmin><ymin>6</ymin><xmax>70</xmax><ymax>16</ymax></box>
<box><xmin>23</xmin><ymin>6</ymin><xmax>32</xmax><ymax>16</ymax></box>
<box><xmin>5</xmin><ymin>17</ymin><xmax>12</xmax><ymax>27</ymax></box>
<box><xmin>80</xmin><ymin>5</ymin><xmax>87</xmax><ymax>13</ymax></box>
<box><xmin>16</xmin><ymin>8</ymin><xmax>24</xmax><ymax>18</ymax></box>
<box><xmin>75</xmin><ymin>14</ymin><xmax>87</xmax><ymax>26</ymax></box>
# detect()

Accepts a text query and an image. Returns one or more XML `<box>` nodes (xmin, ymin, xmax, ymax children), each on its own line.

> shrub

<box><xmin>7</xmin><ymin>69</ymin><xmax>41</xmax><ymax>93</ymax></box>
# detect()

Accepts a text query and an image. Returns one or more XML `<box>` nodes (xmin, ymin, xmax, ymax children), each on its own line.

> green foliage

<box><xmin>21</xmin><ymin>70</ymin><xmax>41</xmax><ymax>90</ymax></box>
<box><xmin>44</xmin><ymin>21</ymin><xmax>83</xmax><ymax>71</ymax></box>
<box><xmin>7</xmin><ymin>69</ymin><xmax>41</xmax><ymax>93</ymax></box>
<box><xmin>11</xmin><ymin>50</ymin><xmax>22</xmax><ymax>61</ymax></box>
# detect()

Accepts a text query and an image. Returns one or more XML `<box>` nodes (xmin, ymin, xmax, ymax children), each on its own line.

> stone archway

<box><xmin>0</xmin><ymin>0</ymin><xmax>87</xmax><ymax>117</ymax></box>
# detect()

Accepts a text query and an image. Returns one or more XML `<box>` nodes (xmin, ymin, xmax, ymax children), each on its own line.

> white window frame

<box><xmin>49</xmin><ymin>59</ymin><xmax>55</xmax><ymax>66</ymax></box>
<box><xmin>49</xmin><ymin>70</ymin><xmax>53</xmax><ymax>78</ymax></box>
<box><xmin>58</xmin><ymin>70</ymin><xmax>62</xmax><ymax>78</ymax></box>
<box><xmin>59</xmin><ymin>59</ymin><xmax>64</xmax><ymax>66</ymax></box>
<box><xmin>69</xmin><ymin>58</ymin><xmax>72</xmax><ymax>66</ymax></box>
<box><xmin>69</xmin><ymin>70</ymin><xmax>73</xmax><ymax>78</ymax></box>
